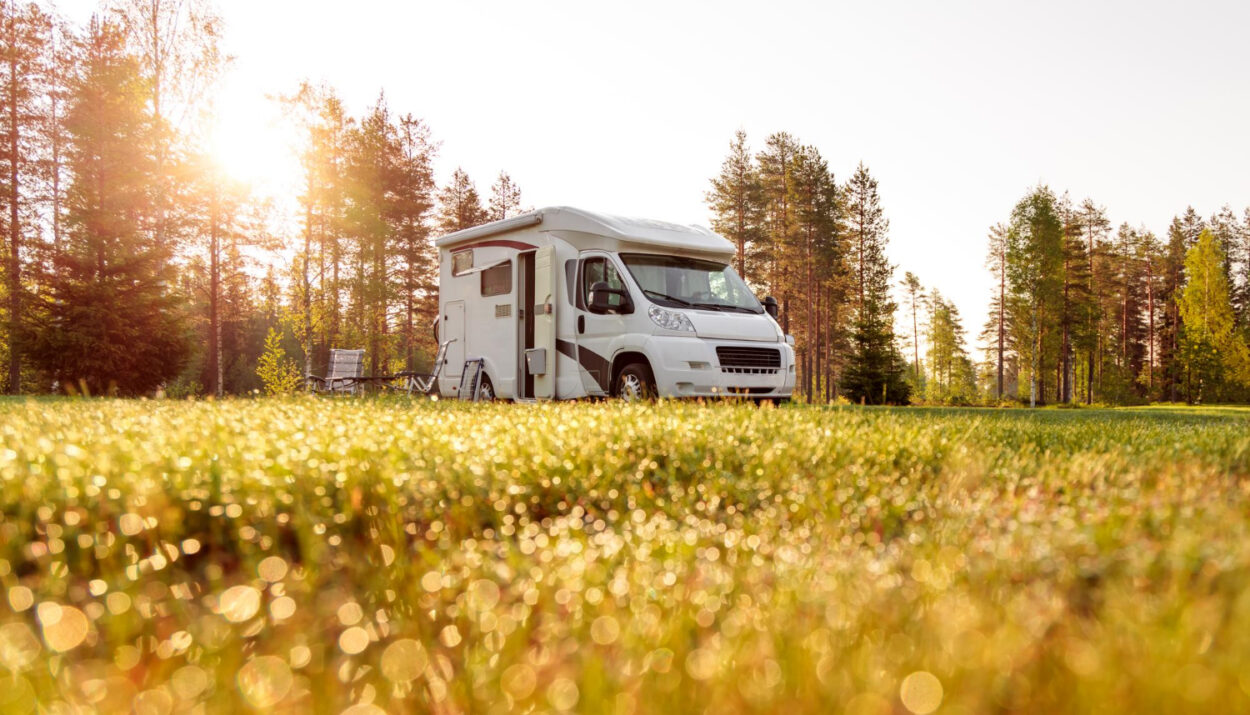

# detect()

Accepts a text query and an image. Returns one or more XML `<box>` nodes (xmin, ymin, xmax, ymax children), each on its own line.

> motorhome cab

<box><xmin>434</xmin><ymin>206</ymin><xmax>796</xmax><ymax>401</ymax></box>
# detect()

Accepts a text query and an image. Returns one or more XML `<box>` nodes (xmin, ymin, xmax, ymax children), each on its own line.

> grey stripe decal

<box><xmin>555</xmin><ymin>339</ymin><xmax>611</xmax><ymax>392</ymax></box>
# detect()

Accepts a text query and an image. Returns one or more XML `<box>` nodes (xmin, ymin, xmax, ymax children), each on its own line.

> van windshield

<box><xmin>620</xmin><ymin>254</ymin><xmax>764</xmax><ymax>314</ymax></box>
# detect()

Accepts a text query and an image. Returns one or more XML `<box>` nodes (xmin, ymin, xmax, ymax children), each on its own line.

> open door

<box><xmin>517</xmin><ymin>253</ymin><xmax>536</xmax><ymax>399</ymax></box>
<box><xmin>532</xmin><ymin>245</ymin><xmax>557</xmax><ymax>399</ymax></box>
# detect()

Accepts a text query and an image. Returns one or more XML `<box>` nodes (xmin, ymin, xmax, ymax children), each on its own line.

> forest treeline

<box><xmin>0</xmin><ymin>0</ymin><xmax>519</xmax><ymax>396</ymax></box>
<box><xmin>979</xmin><ymin>190</ymin><xmax>1250</xmax><ymax>405</ymax></box>
<box><xmin>704</xmin><ymin>133</ymin><xmax>1250</xmax><ymax>405</ymax></box>
<box><xmin>2</xmin><ymin>0</ymin><xmax>1248</xmax><ymax>404</ymax></box>
<box><xmin>704</xmin><ymin>130</ymin><xmax>909</xmax><ymax>404</ymax></box>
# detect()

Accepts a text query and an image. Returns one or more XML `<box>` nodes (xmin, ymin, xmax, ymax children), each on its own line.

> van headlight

<box><xmin>648</xmin><ymin>305</ymin><xmax>694</xmax><ymax>332</ymax></box>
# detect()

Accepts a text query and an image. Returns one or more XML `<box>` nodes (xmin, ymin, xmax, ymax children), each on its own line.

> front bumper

<box><xmin>645</xmin><ymin>336</ymin><xmax>795</xmax><ymax>398</ymax></box>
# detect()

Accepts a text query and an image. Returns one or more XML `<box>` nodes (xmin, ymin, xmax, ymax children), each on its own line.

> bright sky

<box><xmin>64</xmin><ymin>0</ymin><xmax>1250</xmax><ymax>349</ymax></box>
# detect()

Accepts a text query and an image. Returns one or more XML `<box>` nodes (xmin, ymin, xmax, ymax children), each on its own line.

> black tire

<box><xmin>477</xmin><ymin>374</ymin><xmax>495</xmax><ymax>401</ymax></box>
<box><xmin>614</xmin><ymin>362</ymin><xmax>656</xmax><ymax>402</ymax></box>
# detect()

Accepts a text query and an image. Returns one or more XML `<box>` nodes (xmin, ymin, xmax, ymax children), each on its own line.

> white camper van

<box><xmin>434</xmin><ymin>206</ymin><xmax>795</xmax><ymax>402</ymax></box>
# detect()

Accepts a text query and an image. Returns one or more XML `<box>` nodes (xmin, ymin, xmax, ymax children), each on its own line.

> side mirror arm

<box><xmin>763</xmin><ymin>296</ymin><xmax>780</xmax><ymax>320</ymax></box>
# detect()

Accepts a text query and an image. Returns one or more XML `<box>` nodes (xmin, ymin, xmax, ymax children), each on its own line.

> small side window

<box><xmin>481</xmin><ymin>261</ymin><xmax>512</xmax><ymax>297</ymax></box>
<box><xmin>452</xmin><ymin>250</ymin><xmax>473</xmax><ymax>276</ymax></box>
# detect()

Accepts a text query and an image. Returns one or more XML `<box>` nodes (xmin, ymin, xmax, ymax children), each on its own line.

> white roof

<box><xmin>434</xmin><ymin>206</ymin><xmax>734</xmax><ymax>257</ymax></box>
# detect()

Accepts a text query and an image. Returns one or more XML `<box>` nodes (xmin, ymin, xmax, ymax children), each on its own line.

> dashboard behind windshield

<box><xmin>619</xmin><ymin>254</ymin><xmax>763</xmax><ymax>314</ymax></box>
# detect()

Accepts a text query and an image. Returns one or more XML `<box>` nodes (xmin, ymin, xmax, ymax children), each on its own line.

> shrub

<box><xmin>255</xmin><ymin>328</ymin><xmax>302</xmax><ymax>395</ymax></box>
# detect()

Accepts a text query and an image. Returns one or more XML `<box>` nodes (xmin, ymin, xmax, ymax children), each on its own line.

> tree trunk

<box><xmin>1030</xmin><ymin>304</ymin><xmax>1039</xmax><ymax>408</ymax></box>
<box><xmin>7</xmin><ymin>35</ymin><xmax>21</xmax><ymax>394</ymax></box>
<box><xmin>209</xmin><ymin>185</ymin><xmax>222</xmax><ymax>397</ymax></box>
<box><xmin>404</xmin><ymin>289</ymin><xmax>414</xmax><ymax>371</ymax></box>
<box><xmin>1121</xmin><ymin>272</ymin><xmax>1129</xmax><ymax>370</ymax></box>
<box><xmin>815</xmin><ymin>287</ymin><xmax>823</xmax><ymax>403</ymax></box>
<box><xmin>302</xmin><ymin>202</ymin><xmax>314</xmax><ymax>381</ymax></box>
<box><xmin>911</xmin><ymin>292</ymin><xmax>920</xmax><ymax>386</ymax></box>
<box><xmin>1061</xmin><ymin>252</ymin><xmax>1071</xmax><ymax>403</ymax></box>
<box><xmin>1087</xmin><ymin>221</ymin><xmax>1097</xmax><ymax>405</ymax></box>
<box><xmin>1146</xmin><ymin>262</ymin><xmax>1155</xmax><ymax>395</ymax></box>
<box><xmin>997</xmin><ymin>247</ymin><xmax>1005</xmax><ymax>400</ymax></box>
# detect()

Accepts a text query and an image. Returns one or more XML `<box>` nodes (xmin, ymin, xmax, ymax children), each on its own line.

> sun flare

<box><xmin>207</xmin><ymin>92</ymin><xmax>300</xmax><ymax>195</ymax></box>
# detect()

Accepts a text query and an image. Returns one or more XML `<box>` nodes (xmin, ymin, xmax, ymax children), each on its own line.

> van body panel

<box><xmin>446</xmin><ymin>301</ymin><xmax>465</xmax><ymax>377</ymax></box>
<box><xmin>644</xmin><ymin>335</ymin><xmax>795</xmax><ymax>398</ymax></box>
<box><xmin>572</xmin><ymin>249</ymin><xmax>632</xmax><ymax>395</ymax></box>
<box><xmin>687</xmin><ymin>311</ymin><xmax>782</xmax><ymax>342</ymax></box>
<box><xmin>533</xmin><ymin>245</ymin><xmax>557</xmax><ymax>400</ymax></box>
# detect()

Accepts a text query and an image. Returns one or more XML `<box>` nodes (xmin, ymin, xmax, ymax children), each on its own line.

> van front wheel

<box><xmin>477</xmin><ymin>374</ymin><xmax>495</xmax><ymax>401</ymax></box>
<box><xmin>615</xmin><ymin>362</ymin><xmax>656</xmax><ymax>402</ymax></box>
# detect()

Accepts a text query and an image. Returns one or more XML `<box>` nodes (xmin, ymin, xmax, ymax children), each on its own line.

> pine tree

<box><xmin>984</xmin><ymin>223</ymin><xmax>1009</xmax><ymax>400</ymax></box>
<box><xmin>1178</xmin><ymin>206</ymin><xmax>1205</xmax><ymax>247</ymax></box>
<box><xmin>393</xmin><ymin>114</ymin><xmax>437</xmax><ymax>371</ymax></box>
<box><xmin>902</xmin><ymin>271</ymin><xmax>923</xmax><ymax>389</ymax></box>
<box><xmin>1138</xmin><ymin>230</ymin><xmax>1164</xmax><ymax>396</ymax></box>
<box><xmin>839</xmin><ymin>163</ymin><xmax>907</xmax><ymax>404</ymax></box>
<box><xmin>845</xmin><ymin>163</ymin><xmax>889</xmax><ymax>316</ymax></box>
<box><xmin>1055</xmin><ymin>194</ymin><xmax>1092</xmax><ymax>403</ymax></box>
<box><xmin>706</xmin><ymin>129</ymin><xmax>764</xmax><ymax>282</ymax></box>
<box><xmin>487</xmin><ymin>170</ymin><xmax>523</xmax><ymax>221</ymax></box>
<box><xmin>1077</xmin><ymin>199</ymin><xmax>1110</xmax><ymax>402</ymax></box>
<box><xmin>186</xmin><ymin>151</ymin><xmax>268</xmax><ymax>396</ymax></box>
<box><xmin>113</xmin><ymin>0</ymin><xmax>223</xmax><ymax>255</ymax></box>
<box><xmin>40</xmin><ymin>15</ymin><xmax>73</xmax><ymax>266</ymax></box>
<box><xmin>755</xmin><ymin>132</ymin><xmax>798</xmax><ymax>305</ymax></box>
<box><xmin>343</xmin><ymin>94</ymin><xmax>400</xmax><ymax>375</ymax></box>
<box><xmin>787</xmin><ymin>144</ymin><xmax>841</xmax><ymax>400</ymax></box>
<box><xmin>436</xmin><ymin>167</ymin><xmax>487</xmax><ymax>234</ymax></box>
<box><xmin>283</xmin><ymin>81</ymin><xmax>349</xmax><ymax>378</ymax></box>
<box><xmin>1159</xmin><ymin>216</ymin><xmax>1189</xmax><ymax>401</ymax></box>
<box><xmin>31</xmin><ymin>17</ymin><xmax>190</xmax><ymax>395</ymax></box>
<box><xmin>1</xmin><ymin>0</ymin><xmax>51</xmax><ymax>393</ymax></box>
<box><xmin>1210</xmin><ymin>205</ymin><xmax>1245</xmax><ymax>325</ymax></box>
<box><xmin>1239</xmin><ymin>208</ymin><xmax>1250</xmax><ymax>330</ymax></box>
<box><xmin>1103</xmin><ymin>223</ymin><xmax>1148</xmax><ymax>402</ymax></box>
<box><xmin>925</xmin><ymin>291</ymin><xmax>976</xmax><ymax>404</ymax></box>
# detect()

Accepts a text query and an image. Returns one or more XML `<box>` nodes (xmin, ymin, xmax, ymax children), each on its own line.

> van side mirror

<box><xmin>763</xmin><ymin>296</ymin><xmax>779</xmax><ymax>320</ymax></box>
<box><xmin>590</xmin><ymin>281</ymin><xmax>631</xmax><ymax>314</ymax></box>
<box><xmin>589</xmin><ymin>281</ymin><xmax>614</xmax><ymax>313</ymax></box>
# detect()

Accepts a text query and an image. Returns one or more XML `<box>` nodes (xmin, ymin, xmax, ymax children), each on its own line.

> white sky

<box><xmin>62</xmin><ymin>0</ymin><xmax>1250</xmax><ymax>349</ymax></box>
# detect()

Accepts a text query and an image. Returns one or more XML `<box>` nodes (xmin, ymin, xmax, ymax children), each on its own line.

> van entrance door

<box><xmin>532</xmin><ymin>245</ymin><xmax>557</xmax><ymax>400</ymax></box>
<box><xmin>574</xmin><ymin>252</ymin><xmax>629</xmax><ymax>396</ymax></box>
<box><xmin>445</xmin><ymin>300</ymin><xmax>465</xmax><ymax>395</ymax></box>
<box><xmin>517</xmin><ymin>252</ymin><xmax>536</xmax><ymax>399</ymax></box>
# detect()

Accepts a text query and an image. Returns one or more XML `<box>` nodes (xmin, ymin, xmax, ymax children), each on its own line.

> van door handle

<box><xmin>577</xmin><ymin>316</ymin><xmax>585</xmax><ymax>334</ymax></box>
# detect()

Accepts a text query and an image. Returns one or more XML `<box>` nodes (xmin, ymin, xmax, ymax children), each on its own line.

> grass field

<box><xmin>1</xmin><ymin>398</ymin><xmax>1249</xmax><ymax>713</ymax></box>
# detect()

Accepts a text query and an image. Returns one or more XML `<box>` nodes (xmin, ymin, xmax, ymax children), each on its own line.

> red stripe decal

<box><xmin>449</xmin><ymin>239</ymin><xmax>537</xmax><ymax>252</ymax></box>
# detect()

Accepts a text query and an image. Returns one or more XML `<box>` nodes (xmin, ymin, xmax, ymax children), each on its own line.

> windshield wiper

<box><xmin>694</xmin><ymin>302</ymin><xmax>760</xmax><ymax>314</ymax></box>
<box><xmin>643</xmin><ymin>289</ymin><xmax>693</xmax><ymax>307</ymax></box>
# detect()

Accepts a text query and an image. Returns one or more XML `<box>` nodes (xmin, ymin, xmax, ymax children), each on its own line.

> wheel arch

<box><xmin>468</xmin><ymin>356</ymin><xmax>502</xmax><ymax>399</ymax></box>
<box><xmin>610</xmin><ymin>350</ymin><xmax>653</xmax><ymax>393</ymax></box>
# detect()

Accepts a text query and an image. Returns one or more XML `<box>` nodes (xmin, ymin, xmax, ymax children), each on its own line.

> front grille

<box><xmin>726</xmin><ymin>387</ymin><xmax>777</xmax><ymax>395</ymax></box>
<box><xmin>716</xmin><ymin>346</ymin><xmax>781</xmax><ymax>374</ymax></box>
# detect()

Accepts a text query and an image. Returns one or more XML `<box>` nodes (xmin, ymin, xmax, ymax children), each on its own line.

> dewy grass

<box><xmin>1</xmin><ymin>398</ymin><xmax>1248</xmax><ymax>713</ymax></box>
